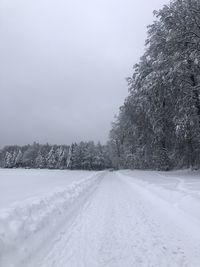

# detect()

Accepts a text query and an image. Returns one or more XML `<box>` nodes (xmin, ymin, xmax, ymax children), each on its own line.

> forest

<box><xmin>109</xmin><ymin>0</ymin><xmax>200</xmax><ymax>170</ymax></box>
<box><xmin>0</xmin><ymin>142</ymin><xmax>111</xmax><ymax>170</ymax></box>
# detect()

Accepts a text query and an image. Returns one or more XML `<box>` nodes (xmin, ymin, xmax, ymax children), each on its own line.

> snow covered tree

<box><xmin>35</xmin><ymin>151</ymin><xmax>46</xmax><ymax>168</ymax></box>
<box><xmin>4</xmin><ymin>151</ymin><xmax>13</xmax><ymax>168</ymax></box>
<box><xmin>109</xmin><ymin>0</ymin><xmax>200</xmax><ymax>170</ymax></box>
<box><xmin>67</xmin><ymin>143</ymin><xmax>78</xmax><ymax>170</ymax></box>
<box><xmin>15</xmin><ymin>149</ymin><xmax>23</xmax><ymax>167</ymax></box>
<box><xmin>46</xmin><ymin>147</ymin><xmax>57</xmax><ymax>169</ymax></box>
<box><xmin>93</xmin><ymin>142</ymin><xmax>105</xmax><ymax>170</ymax></box>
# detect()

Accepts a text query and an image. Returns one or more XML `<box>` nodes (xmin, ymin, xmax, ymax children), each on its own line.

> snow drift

<box><xmin>0</xmin><ymin>172</ymin><xmax>103</xmax><ymax>267</ymax></box>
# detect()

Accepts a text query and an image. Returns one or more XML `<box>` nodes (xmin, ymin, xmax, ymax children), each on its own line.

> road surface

<box><xmin>30</xmin><ymin>171</ymin><xmax>200</xmax><ymax>267</ymax></box>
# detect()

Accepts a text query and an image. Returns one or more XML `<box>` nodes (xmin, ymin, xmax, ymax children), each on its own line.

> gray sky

<box><xmin>0</xmin><ymin>0</ymin><xmax>168</xmax><ymax>147</ymax></box>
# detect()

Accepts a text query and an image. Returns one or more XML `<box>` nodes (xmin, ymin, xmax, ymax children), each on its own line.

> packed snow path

<box><xmin>1</xmin><ymin>170</ymin><xmax>200</xmax><ymax>267</ymax></box>
<box><xmin>33</xmin><ymin>171</ymin><xmax>200</xmax><ymax>267</ymax></box>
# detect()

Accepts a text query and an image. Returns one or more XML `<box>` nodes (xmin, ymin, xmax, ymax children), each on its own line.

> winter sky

<box><xmin>0</xmin><ymin>0</ymin><xmax>168</xmax><ymax>147</ymax></box>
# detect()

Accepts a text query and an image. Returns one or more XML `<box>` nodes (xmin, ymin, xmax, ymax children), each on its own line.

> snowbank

<box><xmin>0</xmin><ymin>172</ymin><xmax>103</xmax><ymax>267</ymax></box>
<box><xmin>120</xmin><ymin>170</ymin><xmax>200</xmax><ymax>223</ymax></box>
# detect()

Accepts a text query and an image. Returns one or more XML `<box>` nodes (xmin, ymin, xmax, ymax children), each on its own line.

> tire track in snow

<box><xmin>36</xmin><ymin>172</ymin><xmax>200</xmax><ymax>267</ymax></box>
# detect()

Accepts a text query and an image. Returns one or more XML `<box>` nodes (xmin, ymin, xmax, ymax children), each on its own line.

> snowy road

<box><xmin>31</xmin><ymin>171</ymin><xmax>200</xmax><ymax>267</ymax></box>
<box><xmin>1</xmin><ymin>170</ymin><xmax>200</xmax><ymax>267</ymax></box>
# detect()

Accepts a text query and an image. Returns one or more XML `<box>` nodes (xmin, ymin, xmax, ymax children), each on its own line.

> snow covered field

<box><xmin>0</xmin><ymin>169</ymin><xmax>96</xmax><ymax>208</ymax></box>
<box><xmin>0</xmin><ymin>169</ymin><xmax>200</xmax><ymax>266</ymax></box>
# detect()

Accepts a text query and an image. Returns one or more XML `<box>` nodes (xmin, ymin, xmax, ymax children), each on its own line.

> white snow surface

<box><xmin>0</xmin><ymin>169</ymin><xmax>96</xmax><ymax>208</ymax></box>
<box><xmin>0</xmin><ymin>169</ymin><xmax>200</xmax><ymax>267</ymax></box>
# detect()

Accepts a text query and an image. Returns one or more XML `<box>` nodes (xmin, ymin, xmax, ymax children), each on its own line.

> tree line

<box><xmin>0</xmin><ymin>142</ymin><xmax>111</xmax><ymax>170</ymax></box>
<box><xmin>109</xmin><ymin>0</ymin><xmax>200</xmax><ymax>170</ymax></box>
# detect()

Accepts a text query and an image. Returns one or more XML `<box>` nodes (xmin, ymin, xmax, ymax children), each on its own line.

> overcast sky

<box><xmin>0</xmin><ymin>0</ymin><xmax>168</xmax><ymax>147</ymax></box>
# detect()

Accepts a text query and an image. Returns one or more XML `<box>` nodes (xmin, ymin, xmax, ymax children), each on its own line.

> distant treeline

<box><xmin>0</xmin><ymin>142</ymin><xmax>112</xmax><ymax>170</ymax></box>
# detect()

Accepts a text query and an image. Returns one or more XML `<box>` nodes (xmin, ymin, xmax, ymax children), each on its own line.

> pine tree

<box><xmin>46</xmin><ymin>147</ymin><xmax>57</xmax><ymax>169</ymax></box>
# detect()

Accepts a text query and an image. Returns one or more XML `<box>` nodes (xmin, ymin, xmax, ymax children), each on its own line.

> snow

<box><xmin>0</xmin><ymin>170</ymin><xmax>103</xmax><ymax>267</ymax></box>
<box><xmin>0</xmin><ymin>169</ymin><xmax>96</xmax><ymax>208</ymax></box>
<box><xmin>120</xmin><ymin>169</ymin><xmax>200</xmax><ymax>221</ymax></box>
<box><xmin>1</xmin><ymin>169</ymin><xmax>200</xmax><ymax>266</ymax></box>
